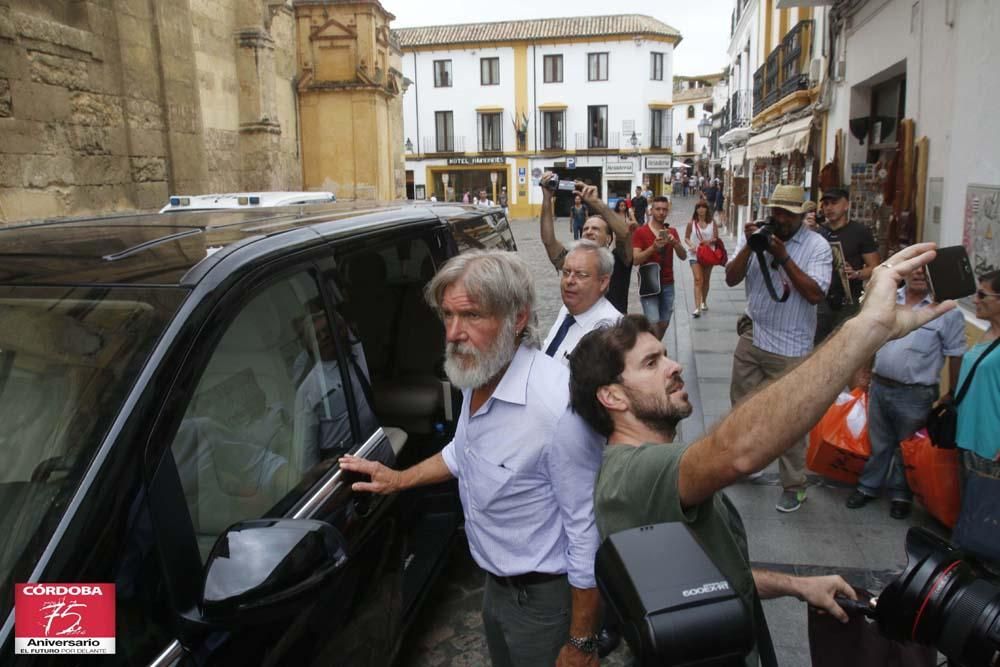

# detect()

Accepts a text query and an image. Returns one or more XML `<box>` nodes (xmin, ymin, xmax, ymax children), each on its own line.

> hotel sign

<box><xmin>605</xmin><ymin>161</ymin><xmax>635</xmax><ymax>176</ymax></box>
<box><xmin>446</xmin><ymin>157</ymin><xmax>506</xmax><ymax>165</ymax></box>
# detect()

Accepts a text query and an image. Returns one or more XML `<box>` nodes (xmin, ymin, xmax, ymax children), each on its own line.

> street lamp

<box><xmin>405</xmin><ymin>137</ymin><xmax>413</xmax><ymax>152</ymax></box>
<box><xmin>697</xmin><ymin>114</ymin><xmax>712</xmax><ymax>139</ymax></box>
<box><xmin>675</xmin><ymin>133</ymin><xmax>683</xmax><ymax>148</ymax></box>
<box><xmin>630</xmin><ymin>131</ymin><xmax>638</xmax><ymax>149</ymax></box>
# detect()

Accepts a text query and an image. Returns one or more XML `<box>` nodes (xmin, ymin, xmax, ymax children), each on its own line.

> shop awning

<box><xmin>745</xmin><ymin>116</ymin><xmax>814</xmax><ymax>160</ymax></box>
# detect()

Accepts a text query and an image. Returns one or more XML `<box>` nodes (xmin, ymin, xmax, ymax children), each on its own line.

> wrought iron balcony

<box><xmin>750</xmin><ymin>20</ymin><xmax>814</xmax><ymax>118</ymax></box>
<box><xmin>424</xmin><ymin>136</ymin><xmax>466</xmax><ymax>154</ymax></box>
<box><xmin>753</xmin><ymin>66</ymin><xmax>766</xmax><ymax>117</ymax></box>
<box><xmin>731</xmin><ymin>89</ymin><xmax>751</xmax><ymax>127</ymax></box>
<box><xmin>575</xmin><ymin>131</ymin><xmax>621</xmax><ymax>151</ymax></box>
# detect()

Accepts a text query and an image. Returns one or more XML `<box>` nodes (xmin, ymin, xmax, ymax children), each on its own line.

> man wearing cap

<box><xmin>725</xmin><ymin>185</ymin><xmax>832</xmax><ymax>513</ymax></box>
<box><xmin>813</xmin><ymin>187</ymin><xmax>881</xmax><ymax>343</ymax></box>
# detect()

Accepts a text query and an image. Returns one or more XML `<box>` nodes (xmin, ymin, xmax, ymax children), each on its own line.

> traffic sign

<box><xmin>567</xmin><ymin>157</ymin><xmax>577</xmax><ymax>170</ymax></box>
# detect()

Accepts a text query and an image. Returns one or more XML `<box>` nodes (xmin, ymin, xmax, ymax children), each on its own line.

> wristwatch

<box><xmin>777</xmin><ymin>255</ymin><xmax>792</xmax><ymax>266</ymax></box>
<box><xmin>566</xmin><ymin>634</ymin><xmax>599</xmax><ymax>654</ymax></box>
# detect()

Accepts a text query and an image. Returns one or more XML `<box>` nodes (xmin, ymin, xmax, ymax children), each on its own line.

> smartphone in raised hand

<box><xmin>925</xmin><ymin>245</ymin><xmax>977</xmax><ymax>301</ymax></box>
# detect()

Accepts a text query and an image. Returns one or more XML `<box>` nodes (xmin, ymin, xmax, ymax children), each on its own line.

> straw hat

<box><xmin>767</xmin><ymin>185</ymin><xmax>809</xmax><ymax>214</ymax></box>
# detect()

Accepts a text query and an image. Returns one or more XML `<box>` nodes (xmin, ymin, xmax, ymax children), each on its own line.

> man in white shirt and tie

<box><xmin>543</xmin><ymin>239</ymin><xmax>623</xmax><ymax>365</ymax></box>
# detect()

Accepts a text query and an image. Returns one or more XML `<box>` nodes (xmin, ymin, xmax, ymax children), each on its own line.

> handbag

<box><xmin>637</xmin><ymin>262</ymin><xmax>661</xmax><ymax>297</ymax></box>
<box><xmin>693</xmin><ymin>223</ymin><xmax>728</xmax><ymax>266</ymax></box>
<box><xmin>926</xmin><ymin>337</ymin><xmax>1000</xmax><ymax>448</ymax></box>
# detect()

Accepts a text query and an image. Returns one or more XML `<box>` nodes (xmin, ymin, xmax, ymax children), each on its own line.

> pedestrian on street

<box><xmin>570</xmin><ymin>194</ymin><xmax>588</xmax><ymax>240</ymax></box>
<box><xmin>684</xmin><ymin>199</ymin><xmax>720</xmax><ymax>317</ymax></box>
<box><xmin>477</xmin><ymin>189</ymin><xmax>494</xmax><ymax>208</ymax></box>
<box><xmin>340</xmin><ymin>250</ymin><xmax>604</xmax><ymax>667</ymax></box>
<box><xmin>498</xmin><ymin>186</ymin><xmax>509</xmax><ymax>217</ymax></box>
<box><xmin>632</xmin><ymin>196</ymin><xmax>687</xmax><ymax>333</ymax></box>
<box><xmin>813</xmin><ymin>187</ymin><xmax>881</xmax><ymax>344</ymax></box>
<box><xmin>725</xmin><ymin>184</ymin><xmax>832</xmax><ymax>513</ymax></box>
<box><xmin>845</xmin><ymin>266</ymin><xmax>966</xmax><ymax>518</ymax></box>
<box><xmin>631</xmin><ymin>185</ymin><xmax>648</xmax><ymax>226</ymax></box>
<box><xmin>539</xmin><ymin>174</ymin><xmax>634</xmax><ymax>315</ymax></box>
<box><xmin>613</xmin><ymin>198</ymin><xmax>635</xmax><ymax>227</ymax></box>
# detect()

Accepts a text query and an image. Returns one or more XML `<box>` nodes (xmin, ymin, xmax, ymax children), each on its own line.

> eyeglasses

<box><xmin>560</xmin><ymin>269</ymin><xmax>593</xmax><ymax>280</ymax></box>
<box><xmin>977</xmin><ymin>290</ymin><xmax>1000</xmax><ymax>300</ymax></box>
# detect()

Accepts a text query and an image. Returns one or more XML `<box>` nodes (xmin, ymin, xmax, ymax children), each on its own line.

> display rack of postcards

<box><xmin>849</xmin><ymin>163</ymin><xmax>881</xmax><ymax>237</ymax></box>
<box><xmin>751</xmin><ymin>158</ymin><xmax>781</xmax><ymax>220</ymax></box>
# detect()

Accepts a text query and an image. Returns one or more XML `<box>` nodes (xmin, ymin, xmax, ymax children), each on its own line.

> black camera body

<box><xmin>747</xmin><ymin>218</ymin><xmax>776</xmax><ymax>253</ymax></box>
<box><xmin>542</xmin><ymin>175</ymin><xmax>578</xmax><ymax>192</ymax></box>
<box><xmin>596</xmin><ymin>523</ymin><xmax>754</xmax><ymax>666</ymax></box>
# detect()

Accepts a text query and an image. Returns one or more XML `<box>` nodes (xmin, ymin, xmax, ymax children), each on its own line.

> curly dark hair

<box><xmin>568</xmin><ymin>314</ymin><xmax>657</xmax><ymax>437</ymax></box>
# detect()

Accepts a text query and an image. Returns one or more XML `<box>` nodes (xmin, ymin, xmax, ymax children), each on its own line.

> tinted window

<box><xmin>0</xmin><ymin>286</ymin><xmax>184</xmax><ymax>618</ymax></box>
<box><xmin>168</xmin><ymin>272</ymin><xmax>366</xmax><ymax>561</ymax></box>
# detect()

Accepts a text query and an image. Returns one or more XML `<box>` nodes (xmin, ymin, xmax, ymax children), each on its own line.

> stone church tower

<box><xmin>294</xmin><ymin>0</ymin><xmax>406</xmax><ymax>200</ymax></box>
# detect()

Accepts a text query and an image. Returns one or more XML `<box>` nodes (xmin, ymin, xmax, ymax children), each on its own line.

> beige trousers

<box><xmin>730</xmin><ymin>328</ymin><xmax>808</xmax><ymax>491</ymax></box>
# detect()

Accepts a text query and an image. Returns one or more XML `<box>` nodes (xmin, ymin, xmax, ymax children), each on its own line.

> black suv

<box><xmin>0</xmin><ymin>202</ymin><xmax>516</xmax><ymax>665</ymax></box>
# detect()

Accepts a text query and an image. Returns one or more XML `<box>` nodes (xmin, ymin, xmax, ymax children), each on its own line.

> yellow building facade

<box><xmin>295</xmin><ymin>0</ymin><xmax>407</xmax><ymax>200</ymax></box>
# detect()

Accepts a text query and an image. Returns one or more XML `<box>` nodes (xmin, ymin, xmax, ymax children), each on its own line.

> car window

<box><xmin>168</xmin><ymin>272</ymin><xmax>367</xmax><ymax>562</ymax></box>
<box><xmin>448</xmin><ymin>213</ymin><xmax>515</xmax><ymax>252</ymax></box>
<box><xmin>0</xmin><ymin>286</ymin><xmax>185</xmax><ymax>619</ymax></box>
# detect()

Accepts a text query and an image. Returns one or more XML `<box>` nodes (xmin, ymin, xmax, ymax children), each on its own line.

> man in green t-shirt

<box><xmin>568</xmin><ymin>242</ymin><xmax>958</xmax><ymax>663</ymax></box>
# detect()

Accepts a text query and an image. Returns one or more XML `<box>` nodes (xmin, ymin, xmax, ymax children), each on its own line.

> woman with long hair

<box><xmin>613</xmin><ymin>197</ymin><xmax>635</xmax><ymax>227</ymax></box>
<box><xmin>684</xmin><ymin>199</ymin><xmax>719</xmax><ymax>317</ymax></box>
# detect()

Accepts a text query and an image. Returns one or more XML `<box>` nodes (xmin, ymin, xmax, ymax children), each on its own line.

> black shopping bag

<box><xmin>807</xmin><ymin>588</ymin><xmax>936</xmax><ymax>667</ymax></box>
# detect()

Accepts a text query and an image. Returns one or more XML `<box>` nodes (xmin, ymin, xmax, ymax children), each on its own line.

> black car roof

<box><xmin>0</xmin><ymin>201</ymin><xmax>498</xmax><ymax>287</ymax></box>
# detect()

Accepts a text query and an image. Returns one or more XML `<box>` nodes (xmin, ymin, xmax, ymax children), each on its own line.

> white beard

<box><xmin>443</xmin><ymin>317</ymin><xmax>518</xmax><ymax>390</ymax></box>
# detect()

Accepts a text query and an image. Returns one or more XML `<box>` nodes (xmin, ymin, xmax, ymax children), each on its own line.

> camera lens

<box><xmin>877</xmin><ymin>528</ymin><xmax>1000</xmax><ymax>667</ymax></box>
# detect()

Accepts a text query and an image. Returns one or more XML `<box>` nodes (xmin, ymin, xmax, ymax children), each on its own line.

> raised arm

<box><xmin>539</xmin><ymin>172</ymin><xmax>568</xmax><ymax>270</ymax></box>
<box><xmin>767</xmin><ymin>234</ymin><xmax>830</xmax><ymax>304</ymax></box>
<box><xmin>678</xmin><ymin>243</ymin><xmax>955</xmax><ymax>507</ymax></box>
<box><xmin>579</xmin><ymin>184</ymin><xmax>630</xmax><ymax>240</ymax></box>
<box><xmin>725</xmin><ymin>223</ymin><xmax>757</xmax><ymax>286</ymax></box>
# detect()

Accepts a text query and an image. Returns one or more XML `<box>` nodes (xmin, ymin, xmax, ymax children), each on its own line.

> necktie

<box><xmin>545</xmin><ymin>314</ymin><xmax>576</xmax><ymax>357</ymax></box>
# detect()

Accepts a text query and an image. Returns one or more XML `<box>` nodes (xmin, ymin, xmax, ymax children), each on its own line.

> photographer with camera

<box><xmin>632</xmin><ymin>196</ymin><xmax>687</xmax><ymax>333</ymax></box>
<box><xmin>725</xmin><ymin>185</ymin><xmax>833</xmax><ymax>512</ymax></box>
<box><xmin>539</xmin><ymin>173</ymin><xmax>635</xmax><ymax>314</ymax></box>
<box><xmin>568</xmin><ymin>242</ymin><xmax>956</xmax><ymax>667</ymax></box>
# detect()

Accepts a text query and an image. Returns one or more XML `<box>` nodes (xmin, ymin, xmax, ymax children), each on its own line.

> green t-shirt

<box><xmin>595</xmin><ymin>442</ymin><xmax>759</xmax><ymax>667</ymax></box>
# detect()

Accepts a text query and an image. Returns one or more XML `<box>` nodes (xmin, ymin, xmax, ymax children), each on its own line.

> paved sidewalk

<box><xmin>398</xmin><ymin>199</ymin><xmax>946</xmax><ymax>666</ymax></box>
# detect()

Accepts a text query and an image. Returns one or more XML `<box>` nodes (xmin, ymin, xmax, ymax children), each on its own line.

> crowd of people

<box><xmin>337</xmin><ymin>179</ymin><xmax>999</xmax><ymax>665</ymax></box>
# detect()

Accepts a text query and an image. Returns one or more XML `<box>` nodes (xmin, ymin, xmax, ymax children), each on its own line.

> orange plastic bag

<box><xmin>807</xmin><ymin>389</ymin><xmax>872</xmax><ymax>484</ymax></box>
<box><xmin>900</xmin><ymin>429</ymin><xmax>961</xmax><ymax>528</ymax></box>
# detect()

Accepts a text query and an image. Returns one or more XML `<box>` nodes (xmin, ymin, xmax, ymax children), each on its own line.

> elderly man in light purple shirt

<box><xmin>340</xmin><ymin>250</ymin><xmax>604</xmax><ymax>667</ymax></box>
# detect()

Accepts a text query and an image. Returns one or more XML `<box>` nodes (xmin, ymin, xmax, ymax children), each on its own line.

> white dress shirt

<box><xmin>542</xmin><ymin>296</ymin><xmax>624</xmax><ymax>366</ymax></box>
<box><xmin>440</xmin><ymin>345</ymin><xmax>604</xmax><ymax>588</ymax></box>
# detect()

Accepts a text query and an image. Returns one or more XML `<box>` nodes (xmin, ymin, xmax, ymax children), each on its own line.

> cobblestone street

<box><xmin>397</xmin><ymin>196</ymin><xmax>948</xmax><ymax>667</ymax></box>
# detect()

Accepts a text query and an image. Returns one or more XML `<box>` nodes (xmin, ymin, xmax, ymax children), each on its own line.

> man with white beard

<box><xmin>340</xmin><ymin>250</ymin><xmax>605</xmax><ymax>667</ymax></box>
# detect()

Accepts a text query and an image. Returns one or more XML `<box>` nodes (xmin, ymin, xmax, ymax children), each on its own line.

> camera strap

<box><xmin>752</xmin><ymin>591</ymin><xmax>779</xmax><ymax>667</ymax></box>
<box><xmin>754</xmin><ymin>249</ymin><xmax>790</xmax><ymax>302</ymax></box>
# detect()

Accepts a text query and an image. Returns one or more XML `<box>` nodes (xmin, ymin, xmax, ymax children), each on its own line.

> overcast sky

<box><xmin>389</xmin><ymin>0</ymin><xmax>732</xmax><ymax>76</ymax></box>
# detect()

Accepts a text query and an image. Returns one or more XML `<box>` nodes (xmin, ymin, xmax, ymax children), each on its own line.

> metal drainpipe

<box><xmin>532</xmin><ymin>44</ymin><xmax>538</xmax><ymax>153</ymax></box>
<box><xmin>413</xmin><ymin>51</ymin><xmax>421</xmax><ymax>154</ymax></box>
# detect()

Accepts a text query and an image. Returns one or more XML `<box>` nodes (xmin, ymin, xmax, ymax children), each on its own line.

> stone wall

<box><xmin>0</xmin><ymin>0</ymin><xmax>302</xmax><ymax>223</ymax></box>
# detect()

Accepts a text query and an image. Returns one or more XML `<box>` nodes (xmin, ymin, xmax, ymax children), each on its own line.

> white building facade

<box><xmin>397</xmin><ymin>15</ymin><xmax>682</xmax><ymax>218</ymax></box>
<box><xmin>672</xmin><ymin>74</ymin><xmax>723</xmax><ymax>174</ymax></box>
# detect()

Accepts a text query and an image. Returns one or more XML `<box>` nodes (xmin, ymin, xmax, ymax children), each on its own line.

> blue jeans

<box><xmin>640</xmin><ymin>284</ymin><xmax>675</xmax><ymax>326</ymax></box>
<box><xmin>858</xmin><ymin>379</ymin><xmax>938</xmax><ymax>502</ymax></box>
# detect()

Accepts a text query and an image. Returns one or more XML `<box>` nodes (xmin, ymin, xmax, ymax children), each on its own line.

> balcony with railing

<box><xmin>751</xmin><ymin>20</ymin><xmax>814</xmax><ymax>120</ymax></box>
<box><xmin>575</xmin><ymin>131</ymin><xmax>621</xmax><ymax>151</ymax></box>
<box><xmin>780</xmin><ymin>20</ymin><xmax>813</xmax><ymax>98</ymax></box>
<box><xmin>423</xmin><ymin>135</ymin><xmax>466</xmax><ymax>154</ymax></box>
<box><xmin>731</xmin><ymin>89</ymin><xmax>751</xmax><ymax>127</ymax></box>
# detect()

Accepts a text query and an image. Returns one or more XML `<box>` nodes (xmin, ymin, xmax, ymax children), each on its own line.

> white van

<box><xmin>159</xmin><ymin>191</ymin><xmax>336</xmax><ymax>213</ymax></box>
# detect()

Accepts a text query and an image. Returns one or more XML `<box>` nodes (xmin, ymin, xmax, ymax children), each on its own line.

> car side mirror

<box><xmin>196</xmin><ymin>518</ymin><xmax>348</xmax><ymax>627</ymax></box>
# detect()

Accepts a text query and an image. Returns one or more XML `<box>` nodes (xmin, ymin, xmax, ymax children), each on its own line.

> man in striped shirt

<box><xmin>725</xmin><ymin>185</ymin><xmax>832</xmax><ymax>512</ymax></box>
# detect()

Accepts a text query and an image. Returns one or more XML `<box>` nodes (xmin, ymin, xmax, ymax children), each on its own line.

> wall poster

<box><xmin>963</xmin><ymin>183</ymin><xmax>1000</xmax><ymax>282</ymax></box>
